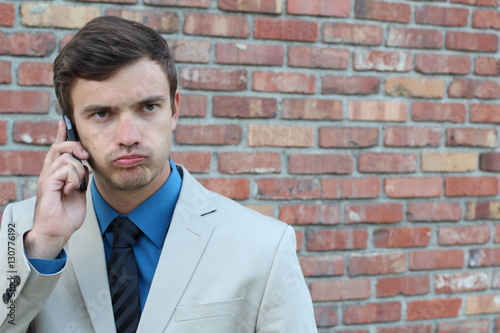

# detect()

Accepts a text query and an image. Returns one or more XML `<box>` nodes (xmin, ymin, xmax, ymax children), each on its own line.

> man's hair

<box><xmin>53</xmin><ymin>16</ymin><xmax>177</xmax><ymax>120</ymax></box>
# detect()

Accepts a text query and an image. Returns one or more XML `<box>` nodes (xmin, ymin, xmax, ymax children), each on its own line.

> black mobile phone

<box><xmin>63</xmin><ymin>114</ymin><xmax>87</xmax><ymax>192</ymax></box>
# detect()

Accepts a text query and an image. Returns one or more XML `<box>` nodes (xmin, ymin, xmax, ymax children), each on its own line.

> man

<box><xmin>0</xmin><ymin>16</ymin><xmax>317</xmax><ymax>333</ymax></box>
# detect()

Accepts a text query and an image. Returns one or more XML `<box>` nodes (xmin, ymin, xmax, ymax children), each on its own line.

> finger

<box><xmin>54</xmin><ymin>119</ymin><xmax>67</xmax><ymax>144</ymax></box>
<box><xmin>40</xmin><ymin>153</ymin><xmax>87</xmax><ymax>186</ymax></box>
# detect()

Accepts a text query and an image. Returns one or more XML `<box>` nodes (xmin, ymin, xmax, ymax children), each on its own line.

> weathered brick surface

<box><xmin>4</xmin><ymin>1</ymin><xmax>500</xmax><ymax>331</ymax></box>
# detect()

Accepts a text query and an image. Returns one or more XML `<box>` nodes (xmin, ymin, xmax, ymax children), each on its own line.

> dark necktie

<box><xmin>107</xmin><ymin>216</ymin><xmax>141</xmax><ymax>333</ymax></box>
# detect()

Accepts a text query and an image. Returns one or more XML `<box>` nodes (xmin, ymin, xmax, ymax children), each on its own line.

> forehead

<box><xmin>70</xmin><ymin>58</ymin><xmax>170</xmax><ymax>111</ymax></box>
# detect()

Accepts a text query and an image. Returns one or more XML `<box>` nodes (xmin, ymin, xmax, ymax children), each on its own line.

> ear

<box><xmin>171</xmin><ymin>90</ymin><xmax>180</xmax><ymax>130</ymax></box>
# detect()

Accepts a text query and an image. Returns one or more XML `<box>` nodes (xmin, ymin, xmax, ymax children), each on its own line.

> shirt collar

<box><xmin>92</xmin><ymin>158</ymin><xmax>182</xmax><ymax>248</ymax></box>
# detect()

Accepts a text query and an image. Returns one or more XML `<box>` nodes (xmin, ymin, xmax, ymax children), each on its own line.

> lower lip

<box><xmin>114</xmin><ymin>157</ymin><xmax>146</xmax><ymax>166</ymax></box>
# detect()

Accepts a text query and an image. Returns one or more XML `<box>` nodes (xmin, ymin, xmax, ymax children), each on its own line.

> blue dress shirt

<box><xmin>28</xmin><ymin>158</ymin><xmax>182</xmax><ymax>312</ymax></box>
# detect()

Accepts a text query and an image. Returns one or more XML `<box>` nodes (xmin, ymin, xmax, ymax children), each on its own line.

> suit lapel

<box><xmin>138</xmin><ymin>166</ymin><xmax>216</xmax><ymax>332</ymax></box>
<box><xmin>68</xmin><ymin>188</ymin><xmax>116</xmax><ymax>332</ymax></box>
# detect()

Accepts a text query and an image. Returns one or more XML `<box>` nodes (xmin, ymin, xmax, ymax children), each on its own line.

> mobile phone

<box><xmin>63</xmin><ymin>114</ymin><xmax>87</xmax><ymax>192</ymax></box>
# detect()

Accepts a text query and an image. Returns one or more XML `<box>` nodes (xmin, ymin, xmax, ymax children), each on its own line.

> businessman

<box><xmin>0</xmin><ymin>16</ymin><xmax>317</xmax><ymax>333</ymax></box>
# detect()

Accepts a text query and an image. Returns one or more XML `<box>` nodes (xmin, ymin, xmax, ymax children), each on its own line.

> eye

<box><xmin>143</xmin><ymin>104</ymin><xmax>157</xmax><ymax>112</ymax></box>
<box><xmin>93</xmin><ymin>111</ymin><xmax>108</xmax><ymax>119</ymax></box>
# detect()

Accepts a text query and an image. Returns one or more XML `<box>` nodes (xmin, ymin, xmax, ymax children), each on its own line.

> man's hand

<box><xmin>24</xmin><ymin>120</ymin><xmax>89</xmax><ymax>260</ymax></box>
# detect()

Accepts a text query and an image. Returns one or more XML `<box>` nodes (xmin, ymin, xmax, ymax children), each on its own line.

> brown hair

<box><xmin>53</xmin><ymin>16</ymin><xmax>177</xmax><ymax>120</ymax></box>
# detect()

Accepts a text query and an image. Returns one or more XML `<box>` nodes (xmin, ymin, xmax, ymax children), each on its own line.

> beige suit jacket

<box><xmin>0</xmin><ymin>165</ymin><xmax>317</xmax><ymax>333</ymax></box>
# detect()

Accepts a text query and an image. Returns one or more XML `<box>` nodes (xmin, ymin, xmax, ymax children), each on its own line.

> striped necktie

<box><xmin>107</xmin><ymin>216</ymin><xmax>141</xmax><ymax>333</ymax></box>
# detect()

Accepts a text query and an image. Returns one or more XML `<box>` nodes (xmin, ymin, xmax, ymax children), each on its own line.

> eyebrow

<box><xmin>81</xmin><ymin>95</ymin><xmax>167</xmax><ymax>114</ymax></box>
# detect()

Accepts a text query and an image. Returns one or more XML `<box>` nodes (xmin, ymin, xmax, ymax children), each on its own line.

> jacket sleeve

<box><xmin>256</xmin><ymin>225</ymin><xmax>318</xmax><ymax>333</ymax></box>
<box><xmin>0</xmin><ymin>201</ymin><xmax>65</xmax><ymax>333</ymax></box>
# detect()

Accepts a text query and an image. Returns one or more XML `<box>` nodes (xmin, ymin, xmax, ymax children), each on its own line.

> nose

<box><xmin>116</xmin><ymin>114</ymin><xmax>141</xmax><ymax>147</ymax></box>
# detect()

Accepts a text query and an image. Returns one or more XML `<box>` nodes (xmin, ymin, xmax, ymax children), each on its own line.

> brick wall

<box><xmin>1</xmin><ymin>0</ymin><xmax>500</xmax><ymax>331</ymax></box>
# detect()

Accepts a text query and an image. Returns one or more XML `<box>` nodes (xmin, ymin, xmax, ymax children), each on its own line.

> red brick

<box><xmin>387</xmin><ymin>28</ymin><xmax>442</xmax><ymax>49</ymax></box>
<box><xmin>466</xmin><ymin>295</ymin><xmax>500</xmax><ymax>315</ymax></box>
<box><xmin>295</xmin><ymin>230</ymin><xmax>303</xmax><ymax>251</ymax></box>
<box><xmin>470</xmin><ymin>104</ymin><xmax>500</xmax><ymax>123</ymax></box>
<box><xmin>384</xmin><ymin>126</ymin><xmax>441</xmax><ymax>147</ymax></box>
<box><xmin>279</xmin><ymin>204</ymin><xmax>341</xmax><ymax>225</ymax></box>
<box><xmin>0</xmin><ymin>3</ymin><xmax>15</xmax><ymax>26</ymax></box>
<box><xmin>306</xmin><ymin>229</ymin><xmax>368</xmax><ymax>251</ymax></box>
<box><xmin>386</xmin><ymin>77</ymin><xmax>445</xmax><ymax>98</ymax></box>
<box><xmin>496</xmin><ymin>226</ymin><xmax>500</xmax><ymax>242</ymax></box>
<box><xmin>347</xmin><ymin>203</ymin><xmax>403</xmax><ymax>224</ymax></box>
<box><xmin>283</xmin><ymin>99</ymin><xmax>342</xmax><ymax>120</ymax></box>
<box><xmin>493</xmin><ymin>270</ymin><xmax>500</xmax><ymax>287</ymax></box>
<box><xmin>253</xmin><ymin>71</ymin><xmax>315</xmax><ymax>94</ymax></box>
<box><xmin>448</xmin><ymin>78</ymin><xmax>500</xmax><ymax>99</ymax></box>
<box><xmin>0</xmin><ymin>32</ymin><xmax>56</xmax><ymax>56</ymax></box>
<box><xmin>466</xmin><ymin>200</ymin><xmax>500</xmax><ymax>220</ymax></box>
<box><xmin>377</xmin><ymin>276</ymin><xmax>430</xmax><ymax>298</ymax></box>
<box><xmin>451</xmin><ymin>0</ymin><xmax>497</xmax><ymax>5</ymax></box>
<box><xmin>248</xmin><ymin>125</ymin><xmax>314</xmax><ymax>147</ymax></box>
<box><xmin>374</xmin><ymin>227</ymin><xmax>432</xmax><ymax>248</ymax></box>
<box><xmin>322</xmin><ymin>75</ymin><xmax>379</xmax><ymax>95</ymax></box>
<box><xmin>415</xmin><ymin>54</ymin><xmax>470</xmax><ymax>75</ymax></box>
<box><xmin>319</xmin><ymin>127</ymin><xmax>378</xmax><ymax>148</ymax></box>
<box><xmin>144</xmin><ymin>0</ymin><xmax>210</xmax><ymax>7</ymax></box>
<box><xmin>348</xmin><ymin>252</ymin><xmax>406</xmax><ymax>276</ymax></box>
<box><xmin>13</xmin><ymin>121</ymin><xmax>58</xmax><ymax>145</ymax></box>
<box><xmin>358</xmin><ymin>153</ymin><xmax>417</xmax><ymax>173</ymax></box>
<box><xmin>287</xmin><ymin>0</ymin><xmax>350</xmax><ymax>17</ymax></box>
<box><xmin>255</xmin><ymin>178</ymin><xmax>320</xmax><ymax>200</ymax></box>
<box><xmin>0</xmin><ymin>151</ymin><xmax>46</xmax><ymax>176</ymax></box>
<box><xmin>416</xmin><ymin>5</ymin><xmax>468</xmax><ymax>26</ymax></box>
<box><xmin>105</xmin><ymin>9</ymin><xmax>179</xmax><ymax>33</ymax></box>
<box><xmin>349</xmin><ymin>100</ymin><xmax>408</xmax><ymax>122</ymax></box>
<box><xmin>446</xmin><ymin>127</ymin><xmax>497</xmax><ymax>147</ymax></box>
<box><xmin>0</xmin><ymin>121</ymin><xmax>6</xmax><ymax>145</ymax></box>
<box><xmin>407</xmin><ymin>298</ymin><xmax>461</xmax><ymax>320</ymax></box>
<box><xmin>438</xmin><ymin>319</ymin><xmax>490</xmax><ymax>333</ymax></box>
<box><xmin>218</xmin><ymin>0</ymin><xmax>282</xmax><ymax>13</ymax></box>
<box><xmin>322</xmin><ymin>22</ymin><xmax>383</xmax><ymax>46</ymax></box>
<box><xmin>180</xmin><ymin>68</ymin><xmax>247</xmax><ymax>91</ymax></box>
<box><xmin>18</xmin><ymin>62</ymin><xmax>53</xmax><ymax>86</ymax></box>
<box><xmin>385</xmin><ymin>177</ymin><xmax>442</xmax><ymax>198</ymax></box>
<box><xmin>473</xmin><ymin>9</ymin><xmax>500</xmax><ymax>29</ymax></box>
<box><xmin>322</xmin><ymin>177</ymin><xmax>380</xmax><ymax>199</ymax></box>
<box><xmin>421</xmin><ymin>152</ymin><xmax>477</xmax><ymax>173</ymax></box>
<box><xmin>353</xmin><ymin>50</ymin><xmax>412</xmax><ymax>72</ymax></box>
<box><xmin>446</xmin><ymin>176</ymin><xmax>499</xmax><ymax>197</ymax></box>
<box><xmin>313</xmin><ymin>304</ymin><xmax>338</xmax><ymax>327</ymax></box>
<box><xmin>410</xmin><ymin>249</ymin><xmax>464</xmax><ymax>270</ymax></box>
<box><xmin>78</xmin><ymin>0</ymin><xmax>136</xmax><ymax>3</ymax></box>
<box><xmin>469</xmin><ymin>248</ymin><xmax>500</xmax><ymax>267</ymax></box>
<box><xmin>0</xmin><ymin>91</ymin><xmax>50</xmax><ymax>114</ymax></box>
<box><xmin>412</xmin><ymin>102</ymin><xmax>466</xmax><ymax>123</ymax></box>
<box><xmin>310</xmin><ymin>279</ymin><xmax>370</xmax><ymax>302</ymax></box>
<box><xmin>179</xmin><ymin>95</ymin><xmax>207</xmax><ymax>118</ymax></box>
<box><xmin>289</xmin><ymin>153</ymin><xmax>352</xmax><ymax>175</ymax></box>
<box><xmin>434</xmin><ymin>272</ymin><xmax>488</xmax><ymax>294</ymax></box>
<box><xmin>407</xmin><ymin>202</ymin><xmax>462</xmax><ymax>222</ymax></box>
<box><xmin>184</xmin><ymin>13</ymin><xmax>248</xmax><ymax>37</ymax></box>
<box><xmin>446</xmin><ymin>31</ymin><xmax>498</xmax><ymax>52</ymax></box>
<box><xmin>218</xmin><ymin>152</ymin><xmax>280</xmax><ymax>174</ymax></box>
<box><xmin>216</xmin><ymin>43</ymin><xmax>283</xmax><ymax>66</ymax></box>
<box><xmin>0</xmin><ymin>181</ymin><xmax>17</xmax><ymax>205</ymax></box>
<box><xmin>439</xmin><ymin>225</ymin><xmax>490</xmax><ymax>246</ymax></box>
<box><xmin>254</xmin><ymin>17</ymin><xmax>318</xmax><ymax>42</ymax></box>
<box><xmin>289</xmin><ymin>46</ymin><xmax>349</xmax><ymax>69</ymax></box>
<box><xmin>474</xmin><ymin>57</ymin><xmax>500</xmax><ymax>76</ymax></box>
<box><xmin>167</xmin><ymin>40</ymin><xmax>210</xmax><ymax>63</ymax></box>
<box><xmin>355</xmin><ymin>0</ymin><xmax>410</xmax><ymax>23</ymax></box>
<box><xmin>175</xmin><ymin>124</ymin><xmax>242</xmax><ymax>145</ymax></box>
<box><xmin>0</xmin><ymin>61</ymin><xmax>11</xmax><ymax>84</ymax></box>
<box><xmin>197</xmin><ymin>178</ymin><xmax>249</xmax><ymax>200</ymax></box>
<box><xmin>213</xmin><ymin>96</ymin><xmax>277</xmax><ymax>118</ymax></box>
<box><xmin>480</xmin><ymin>152</ymin><xmax>500</xmax><ymax>171</ymax></box>
<box><xmin>170</xmin><ymin>151</ymin><xmax>210</xmax><ymax>173</ymax></box>
<box><xmin>343</xmin><ymin>301</ymin><xmax>401</xmax><ymax>324</ymax></box>
<box><xmin>377</xmin><ymin>325</ymin><xmax>433</xmax><ymax>333</ymax></box>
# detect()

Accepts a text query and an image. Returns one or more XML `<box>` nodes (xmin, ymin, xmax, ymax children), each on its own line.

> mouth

<box><xmin>113</xmin><ymin>154</ymin><xmax>147</xmax><ymax>167</ymax></box>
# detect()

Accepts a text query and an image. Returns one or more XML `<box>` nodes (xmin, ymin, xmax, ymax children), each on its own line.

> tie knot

<box><xmin>111</xmin><ymin>216</ymin><xmax>141</xmax><ymax>248</ymax></box>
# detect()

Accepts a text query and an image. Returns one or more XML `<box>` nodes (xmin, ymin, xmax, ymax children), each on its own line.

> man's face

<box><xmin>70</xmin><ymin>57</ymin><xmax>180</xmax><ymax>194</ymax></box>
